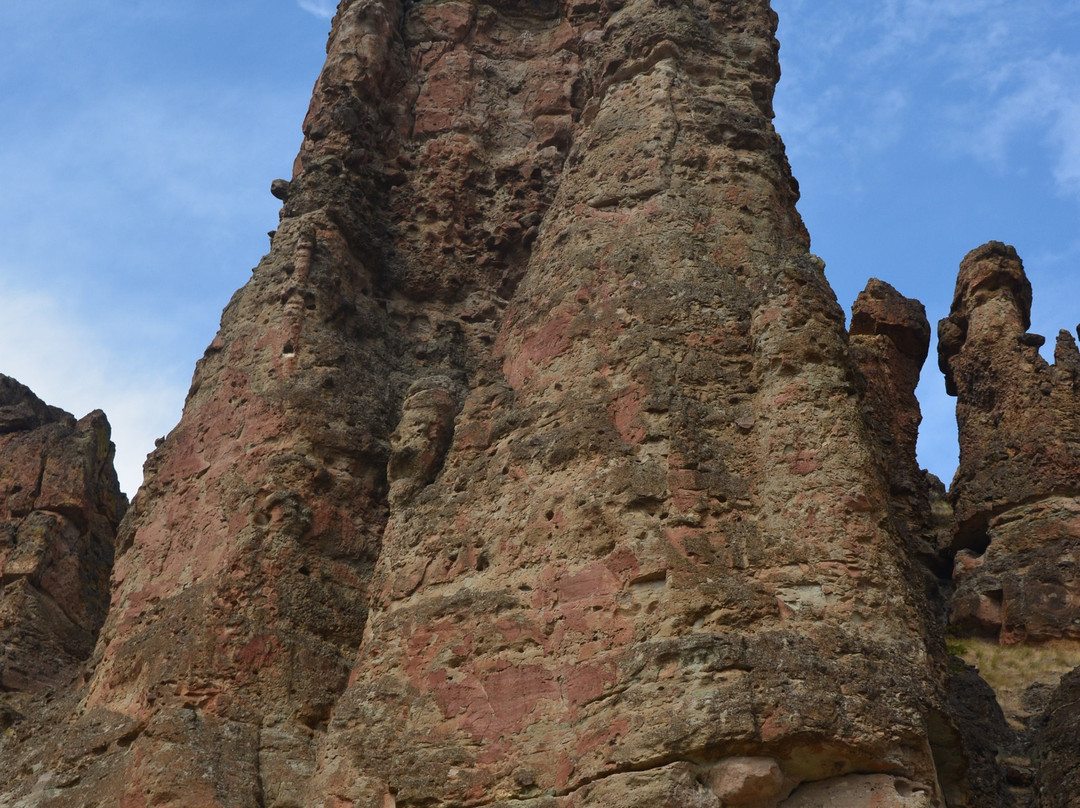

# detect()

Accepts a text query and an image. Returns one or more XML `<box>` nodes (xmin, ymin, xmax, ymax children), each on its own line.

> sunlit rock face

<box><xmin>294</xmin><ymin>0</ymin><xmax>954</xmax><ymax>805</ymax></box>
<box><xmin>14</xmin><ymin>2</ymin><xmax>1080</xmax><ymax>806</ymax></box>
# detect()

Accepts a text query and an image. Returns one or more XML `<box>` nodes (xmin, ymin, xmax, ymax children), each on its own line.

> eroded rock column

<box><xmin>938</xmin><ymin>242</ymin><xmax>1080</xmax><ymax>646</ymax></box>
<box><xmin>308</xmin><ymin>1</ymin><xmax>952</xmax><ymax>806</ymax></box>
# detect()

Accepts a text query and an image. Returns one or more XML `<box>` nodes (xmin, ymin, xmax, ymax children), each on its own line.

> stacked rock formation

<box><xmin>3</xmin><ymin>2</ymin><xmax>1080</xmax><ymax>807</ymax></box>
<box><xmin>0</xmin><ymin>375</ymin><xmax>125</xmax><ymax>719</ymax></box>
<box><xmin>938</xmin><ymin>242</ymin><xmax>1080</xmax><ymax>645</ymax></box>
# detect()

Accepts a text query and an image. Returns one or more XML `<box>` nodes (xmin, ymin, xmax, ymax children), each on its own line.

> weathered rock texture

<box><xmin>1034</xmin><ymin>665</ymin><xmax>1080</xmax><ymax>807</ymax></box>
<box><xmin>302</xmin><ymin>0</ymin><xmax>959</xmax><ymax>805</ymax></box>
<box><xmin>5</xmin><ymin>3</ymin><xmax>1080</xmax><ymax>808</ymax></box>
<box><xmin>0</xmin><ymin>375</ymin><xmax>125</xmax><ymax>707</ymax></box>
<box><xmin>939</xmin><ymin>242</ymin><xmax>1080</xmax><ymax>646</ymax></box>
<box><xmin>849</xmin><ymin>279</ymin><xmax>950</xmax><ymax>579</ymax></box>
<box><xmin>935</xmin><ymin>242</ymin><xmax>1080</xmax><ymax>807</ymax></box>
<box><xmin>847</xmin><ymin>279</ymin><xmax>1014</xmax><ymax>807</ymax></box>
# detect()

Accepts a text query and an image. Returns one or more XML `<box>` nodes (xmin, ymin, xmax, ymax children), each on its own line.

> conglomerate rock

<box><xmin>5</xmin><ymin>2</ymin><xmax>1074</xmax><ymax>807</ymax></box>
<box><xmin>848</xmin><ymin>279</ymin><xmax>950</xmax><ymax>577</ymax></box>
<box><xmin>938</xmin><ymin>242</ymin><xmax>1080</xmax><ymax>645</ymax></box>
<box><xmin>0</xmin><ymin>375</ymin><xmax>126</xmax><ymax>709</ymax></box>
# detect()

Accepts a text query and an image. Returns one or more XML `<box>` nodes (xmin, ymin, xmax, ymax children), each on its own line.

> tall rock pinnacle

<box><xmin>939</xmin><ymin>242</ymin><xmax>1080</xmax><ymax>646</ymax></box>
<box><xmin>298</xmin><ymin>0</ymin><xmax>950</xmax><ymax>805</ymax></box>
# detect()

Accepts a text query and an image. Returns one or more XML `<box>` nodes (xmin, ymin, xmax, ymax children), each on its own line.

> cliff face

<box><xmin>1</xmin><ymin>2</ymin><xmax>1079</xmax><ymax>807</ymax></box>
<box><xmin>0</xmin><ymin>375</ymin><xmax>125</xmax><ymax>721</ymax></box>
<box><xmin>308</xmin><ymin>0</ymin><xmax>949</xmax><ymax>803</ymax></box>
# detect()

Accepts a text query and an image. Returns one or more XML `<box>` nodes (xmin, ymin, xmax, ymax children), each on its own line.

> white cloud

<box><xmin>297</xmin><ymin>0</ymin><xmax>337</xmax><ymax>19</ymax></box>
<box><xmin>776</xmin><ymin>0</ymin><xmax>1080</xmax><ymax>200</ymax></box>
<box><xmin>0</xmin><ymin>277</ymin><xmax>186</xmax><ymax>496</ymax></box>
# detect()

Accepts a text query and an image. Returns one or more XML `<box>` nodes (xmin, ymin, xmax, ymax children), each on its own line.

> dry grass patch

<box><xmin>949</xmin><ymin>638</ymin><xmax>1080</xmax><ymax>730</ymax></box>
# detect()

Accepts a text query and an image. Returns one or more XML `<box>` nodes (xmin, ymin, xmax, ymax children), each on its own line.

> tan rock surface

<box><xmin>935</xmin><ymin>242</ymin><xmax>1080</xmax><ymax>806</ymax></box>
<box><xmin>848</xmin><ymin>279</ymin><xmax>953</xmax><ymax>596</ymax></box>
<box><xmin>778</xmin><ymin>773</ymin><xmax>934</xmax><ymax>807</ymax></box>
<box><xmin>304</xmin><ymin>1</ymin><xmax>952</xmax><ymax>806</ymax></box>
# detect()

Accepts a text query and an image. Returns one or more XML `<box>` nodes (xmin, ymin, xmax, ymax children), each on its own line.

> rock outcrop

<box><xmin>0</xmin><ymin>375</ymin><xmax>125</xmax><ymax>711</ymax></box>
<box><xmin>849</xmin><ymin>279</ymin><xmax>950</xmax><ymax>579</ymax></box>
<box><xmin>4</xmin><ymin>3</ymin><xmax>1080</xmax><ymax>808</ymax></box>
<box><xmin>848</xmin><ymin>279</ymin><xmax>1015</xmax><ymax>807</ymax></box>
<box><xmin>938</xmin><ymin>242</ymin><xmax>1080</xmax><ymax>645</ymax></box>
<box><xmin>305</xmin><ymin>0</ymin><xmax>960</xmax><ymax>805</ymax></box>
<box><xmin>935</xmin><ymin>242</ymin><xmax>1080</xmax><ymax>807</ymax></box>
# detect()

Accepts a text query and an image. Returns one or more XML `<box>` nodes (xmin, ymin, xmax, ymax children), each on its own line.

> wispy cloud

<box><xmin>297</xmin><ymin>0</ymin><xmax>337</xmax><ymax>19</ymax></box>
<box><xmin>0</xmin><ymin>7</ymin><xmax>323</xmax><ymax>495</ymax></box>
<box><xmin>775</xmin><ymin>0</ymin><xmax>1080</xmax><ymax>200</ymax></box>
<box><xmin>0</xmin><ymin>278</ymin><xmax>187</xmax><ymax>495</ymax></box>
<box><xmin>941</xmin><ymin>41</ymin><xmax>1080</xmax><ymax>201</ymax></box>
<box><xmin>774</xmin><ymin>0</ymin><xmax>1080</xmax><ymax>481</ymax></box>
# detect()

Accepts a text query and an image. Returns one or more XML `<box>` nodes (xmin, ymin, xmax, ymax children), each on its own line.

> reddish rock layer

<box><xmin>0</xmin><ymin>375</ymin><xmax>125</xmax><ymax>704</ymax></box>
<box><xmin>1</xmin><ymin>0</ymin><xmax>587</xmax><ymax>800</ymax></box>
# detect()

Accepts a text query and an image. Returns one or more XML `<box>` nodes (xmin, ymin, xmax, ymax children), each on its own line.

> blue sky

<box><xmin>773</xmin><ymin>0</ymin><xmax>1080</xmax><ymax>486</ymax></box>
<box><xmin>2</xmin><ymin>1</ymin><xmax>1078</xmax><ymax>494</ymax></box>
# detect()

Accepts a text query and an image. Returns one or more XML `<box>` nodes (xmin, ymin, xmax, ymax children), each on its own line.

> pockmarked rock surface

<box><xmin>939</xmin><ymin>242</ymin><xmax>1080</xmax><ymax>646</ymax></box>
<box><xmin>304</xmin><ymin>1</ymin><xmax>956</xmax><ymax>806</ymax></box>
<box><xmin>936</xmin><ymin>242</ymin><xmax>1080</xmax><ymax>807</ymax></box>
<box><xmin>848</xmin><ymin>280</ymin><xmax>950</xmax><ymax>580</ymax></box>
<box><xmin>0</xmin><ymin>375</ymin><xmax>126</xmax><ymax>709</ymax></box>
<box><xmin>6</xmin><ymin>2</ymin><xmax>1080</xmax><ymax>807</ymax></box>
